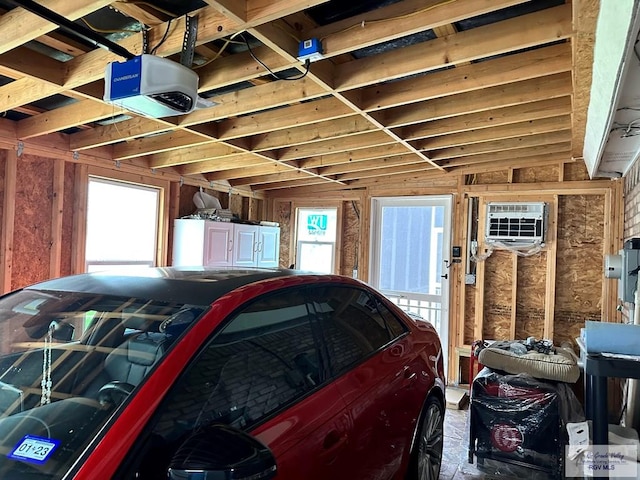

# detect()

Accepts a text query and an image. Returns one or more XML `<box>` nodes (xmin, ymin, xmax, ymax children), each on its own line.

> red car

<box><xmin>0</xmin><ymin>268</ymin><xmax>444</xmax><ymax>479</ymax></box>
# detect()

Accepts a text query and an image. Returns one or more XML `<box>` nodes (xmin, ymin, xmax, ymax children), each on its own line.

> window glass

<box><xmin>375</xmin><ymin>298</ymin><xmax>408</xmax><ymax>338</ymax></box>
<box><xmin>295</xmin><ymin>207</ymin><xmax>338</xmax><ymax>273</ymax></box>
<box><xmin>0</xmin><ymin>288</ymin><xmax>203</xmax><ymax>480</ymax></box>
<box><xmin>127</xmin><ymin>289</ymin><xmax>320</xmax><ymax>478</ymax></box>
<box><xmin>86</xmin><ymin>177</ymin><xmax>160</xmax><ymax>271</ymax></box>
<box><xmin>310</xmin><ymin>286</ymin><xmax>402</xmax><ymax>376</ymax></box>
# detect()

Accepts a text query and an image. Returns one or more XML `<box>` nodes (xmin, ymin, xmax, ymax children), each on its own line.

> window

<box><xmin>85</xmin><ymin>177</ymin><xmax>160</xmax><ymax>272</ymax></box>
<box><xmin>310</xmin><ymin>286</ymin><xmax>406</xmax><ymax>376</ymax></box>
<box><xmin>124</xmin><ymin>289</ymin><xmax>321</xmax><ymax>478</ymax></box>
<box><xmin>295</xmin><ymin>207</ymin><xmax>338</xmax><ymax>273</ymax></box>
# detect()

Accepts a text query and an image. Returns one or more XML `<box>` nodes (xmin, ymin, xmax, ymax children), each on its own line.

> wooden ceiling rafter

<box><xmin>0</xmin><ymin>0</ymin><xmax>592</xmax><ymax>192</ymax></box>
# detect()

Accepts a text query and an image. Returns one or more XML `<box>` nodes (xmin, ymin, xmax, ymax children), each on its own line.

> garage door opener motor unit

<box><xmin>485</xmin><ymin>202</ymin><xmax>547</xmax><ymax>248</ymax></box>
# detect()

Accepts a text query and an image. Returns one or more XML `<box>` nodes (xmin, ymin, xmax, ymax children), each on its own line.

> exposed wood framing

<box><xmin>543</xmin><ymin>196</ymin><xmax>559</xmax><ymax>340</ymax></box>
<box><xmin>49</xmin><ymin>159</ymin><xmax>65</xmax><ymax>279</ymax></box>
<box><xmin>70</xmin><ymin>163</ymin><xmax>88</xmax><ymax>274</ymax></box>
<box><xmin>0</xmin><ymin>148</ymin><xmax>16</xmax><ymax>293</ymax></box>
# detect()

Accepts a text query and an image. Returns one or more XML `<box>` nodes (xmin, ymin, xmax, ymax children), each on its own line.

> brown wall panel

<box><xmin>464</xmin><ymin>285</ymin><xmax>477</xmax><ymax>344</ymax></box>
<box><xmin>515</xmin><ymin>252</ymin><xmax>547</xmax><ymax>340</ymax></box>
<box><xmin>482</xmin><ymin>250</ymin><xmax>513</xmax><ymax>340</ymax></box>
<box><xmin>340</xmin><ymin>200</ymin><xmax>360</xmax><ymax>277</ymax></box>
<box><xmin>554</xmin><ymin>194</ymin><xmax>604</xmax><ymax>344</ymax></box>
<box><xmin>564</xmin><ymin>162</ymin><xmax>590</xmax><ymax>181</ymax></box>
<box><xmin>275</xmin><ymin>201</ymin><xmax>292</xmax><ymax>268</ymax></box>
<box><xmin>11</xmin><ymin>154</ymin><xmax>54</xmax><ymax>289</ymax></box>
<box><xmin>475</xmin><ymin>171</ymin><xmax>509</xmax><ymax>184</ymax></box>
<box><xmin>515</xmin><ymin>165</ymin><xmax>560</xmax><ymax>183</ymax></box>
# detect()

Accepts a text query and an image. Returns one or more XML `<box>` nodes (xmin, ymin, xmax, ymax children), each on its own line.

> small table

<box><xmin>578</xmin><ymin>338</ymin><xmax>640</xmax><ymax>445</ymax></box>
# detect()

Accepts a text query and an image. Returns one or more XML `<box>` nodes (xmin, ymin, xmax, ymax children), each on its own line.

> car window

<box><xmin>374</xmin><ymin>296</ymin><xmax>408</xmax><ymax>338</ymax></box>
<box><xmin>309</xmin><ymin>286</ymin><xmax>406</xmax><ymax>376</ymax></box>
<box><xmin>121</xmin><ymin>288</ymin><xmax>322</xmax><ymax>479</ymax></box>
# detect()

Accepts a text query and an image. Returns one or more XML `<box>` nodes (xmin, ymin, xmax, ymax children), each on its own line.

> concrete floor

<box><xmin>441</xmin><ymin>406</ymin><xmax>487</xmax><ymax>479</ymax></box>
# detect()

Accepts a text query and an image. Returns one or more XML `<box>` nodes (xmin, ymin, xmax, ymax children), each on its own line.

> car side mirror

<box><xmin>168</xmin><ymin>423</ymin><xmax>277</xmax><ymax>480</ymax></box>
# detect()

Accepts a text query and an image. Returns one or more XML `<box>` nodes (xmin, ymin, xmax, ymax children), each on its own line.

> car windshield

<box><xmin>0</xmin><ymin>288</ymin><xmax>206</xmax><ymax>479</ymax></box>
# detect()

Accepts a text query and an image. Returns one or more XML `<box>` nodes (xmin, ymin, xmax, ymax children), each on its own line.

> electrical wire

<box><xmin>319</xmin><ymin>0</ymin><xmax>458</xmax><ymax>42</ymax></box>
<box><xmin>240</xmin><ymin>33</ymin><xmax>311</xmax><ymax>81</ymax></box>
<box><xmin>81</xmin><ymin>17</ymin><xmax>141</xmax><ymax>34</ymax></box>
<box><xmin>150</xmin><ymin>18</ymin><xmax>173</xmax><ymax>55</ymax></box>
<box><xmin>193</xmin><ymin>32</ymin><xmax>244</xmax><ymax>69</ymax></box>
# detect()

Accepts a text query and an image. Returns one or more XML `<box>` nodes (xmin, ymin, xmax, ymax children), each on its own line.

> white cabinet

<box><xmin>172</xmin><ymin>219</ymin><xmax>279</xmax><ymax>268</ymax></box>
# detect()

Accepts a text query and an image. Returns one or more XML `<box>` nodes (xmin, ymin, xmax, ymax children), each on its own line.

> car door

<box><xmin>309</xmin><ymin>285</ymin><xmax>430</xmax><ymax>480</ymax></box>
<box><xmin>114</xmin><ymin>286</ymin><xmax>355</xmax><ymax>480</ymax></box>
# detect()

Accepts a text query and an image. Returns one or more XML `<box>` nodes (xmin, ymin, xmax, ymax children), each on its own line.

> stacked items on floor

<box><xmin>468</xmin><ymin>339</ymin><xmax>584</xmax><ymax>479</ymax></box>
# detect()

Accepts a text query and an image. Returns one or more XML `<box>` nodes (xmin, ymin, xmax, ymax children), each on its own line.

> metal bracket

<box><xmin>151</xmin><ymin>168</ymin><xmax>157</xmax><ymax>174</ymax></box>
<box><xmin>115</xmin><ymin>160</ymin><xmax>121</xmax><ymax>168</ymax></box>
<box><xmin>72</xmin><ymin>151</ymin><xmax>79</xmax><ymax>161</ymax></box>
<box><xmin>179</xmin><ymin>177</ymin><xmax>184</xmax><ymax>187</ymax></box>
<box><xmin>16</xmin><ymin>141</ymin><xmax>24</xmax><ymax>157</ymax></box>
<box><xmin>180</xmin><ymin>15</ymin><xmax>198</xmax><ymax>67</ymax></box>
<box><xmin>142</xmin><ymin>27</ymin><xmax>149</xmax><ymax>54</ymax></box>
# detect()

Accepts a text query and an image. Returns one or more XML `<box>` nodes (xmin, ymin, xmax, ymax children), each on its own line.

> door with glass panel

<box><xmin>370</xmin><ymin>196</ymin><xmax>451</xmax><ymax>354</ymax></box>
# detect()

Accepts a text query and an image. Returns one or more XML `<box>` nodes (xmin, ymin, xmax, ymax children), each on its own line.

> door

<box><xmin>257</xmin><ymin>226</ymin><xmax>280</xmax><ymax>268</ymax></box>
<box><xmin>370</xmin><ymin>196</ymin><xmax>452</xmax><ymax>368</ymax></box>
<box><xmin>309</xmin><ymin>285</ymin><xmax>424</xmax><ymax>480</ymax></box>
<box><xmin>233</xmin><ymin>224</ymin><xmax>259</xmax><ymax>266</ymax></box>
<box><xmin>114</xmin><ymin>286</ymin><xmax>355</xmax><ymax>480</ymax></box>
<box><xmin>204</xmin><ymin>221</ymin><xmax>234</xmax><ymax>266</ymax></box>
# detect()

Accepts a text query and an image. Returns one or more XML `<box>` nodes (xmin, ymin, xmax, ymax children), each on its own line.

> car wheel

<box><xmin>409</xmin><ymin>396</ymin><xmax>444</xmax><ymax>480</ymax></box>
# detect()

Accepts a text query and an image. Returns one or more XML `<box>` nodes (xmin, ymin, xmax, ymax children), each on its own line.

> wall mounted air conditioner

<box><xmin>485</xmin><ymin>202</ymin><xmax>547</xmax><ymax>245</ymax></box>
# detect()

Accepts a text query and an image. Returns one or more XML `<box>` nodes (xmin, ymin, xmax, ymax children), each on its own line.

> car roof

<box><xmin>26</xmin><ymin>267</ymin><xmax>304</xmax><ymax>306</ymax></box>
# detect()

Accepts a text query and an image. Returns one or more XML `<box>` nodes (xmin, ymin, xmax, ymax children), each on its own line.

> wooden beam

<box><xmin>415</xmin><ymin>116</ymin><xmax>572</xmax><ymax>150</ymax></box>
<box><xmin>209</xmin><ymin>162</ymin><xmax>296</xmax><ymax>181</ymax></box>
<box><xmin>429</xmin><ymin>130</ymin><xmax>572</xmax><ymax>160</ymax></box>
<box><xmin>0</xmin><ymin>0</ymin><xmax>112</xmax><ymax>55</ymax></box>
<box><xmin>149</xmin><ymin>144</ymin><xmax>244</xmax><ymax>168</ymax></box>
<box><xmin>335</xmin><ymin>4</ymin><xmax>572</xmax><ymax>90</ymax></box>
<box><xmin>18</xmin><ymin>100</ymin><xmax>126</xmax><ymax>139</ymax></box>
<box><xmin>400</xmin><ymin>97</ymin><xmax>573</xmax><ymax>140</ymax></box>
<box><xmin>359</xmin><ymin>42</ymin><xmax>571</xmax><ymax>111</ymax></box>
<box><xmin>438</xmin><ymin>143</ymin><xmax>571</xmax><ymax>169</ymax></box>
<box><xmin>318</xmin><ymin>154</ymin><xmax>424</xmax><ymax>175</ymax></box>
<box><xmin>277</xmin><ymin>131</ymin><xmax>397</xmax><ymax>161</ymax></box>
<box><xmin>115</xmin><ymin>132</ymin><xmax>217</xmax><ymax>161</ymax></box>
<box><xmin>0</xmin><ymin>148</ymin><xmax>16</xmax><ymax>293</ymax></box>
<box><xmin>314</xmin><ymin>0</ymin><xmax>528</xmax><ymax>58</ymax></box>
<box><xmin>49</xmin><ymin>159</ymin><xmax>65</xmax><ymax>279</ymax></box>
<box><xmin>179</xmin><ymin>156</ymin><xmax>272</xmax><ymax>176</ymax></box>
<box><xmin>299</xmin><ymin>144</ymin><xmax>410</xmax><ymax>168</ymax></box>
<box><xmin>382</xmin><ymin>72</ymin><xmax>573</xmax><ymax>128</ymax></box>
<box><xmin>218</xmin><ymin>97</ymin><xmax>354</xmax><ymax>140</ymax></box>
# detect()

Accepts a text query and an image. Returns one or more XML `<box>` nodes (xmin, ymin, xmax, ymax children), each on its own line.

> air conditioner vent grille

<box><xmin>485</xmin><ymin>202</ymin><xmax>547</xmax><ymax>245</ymax></box>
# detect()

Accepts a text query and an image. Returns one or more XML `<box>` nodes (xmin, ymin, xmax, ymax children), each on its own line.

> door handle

<box><xmin>441</xmin><ymin>273</ymin><xmax>448</xmax><ymax>280</ymax></box>
<box><xmin>323</xmin><ymin>429</ymin><xmax>347</xmax><ymax>450</ymax></box>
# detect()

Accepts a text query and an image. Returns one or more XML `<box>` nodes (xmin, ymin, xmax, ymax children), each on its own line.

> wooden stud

<box><xmin>510</xmin><ymin>254</ymin><xmax>518</xmax><ymax>339</ymax></box>
<box><xmin>473</xmin><ymin>197</ymin><xmax>487</xmax><ymax>343</ymax></box>
<box><xmin>0</xmin><ymin>148</ymin><xmax>17</xmax><ymax>293</ymax></box>
<box><xmin>544</xmin><ymin>196</ymin><xmax>558</xmax><ymax>340</ymax></box>
<box><xmin>49</xmin><ymin>159</ymin><xmax>65</xmax><ymax>279</ymax></box>
<box><xmin>71</xmin><ymin>164</ymin><xmax>88</xmax><ymax>274</ymax></box>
